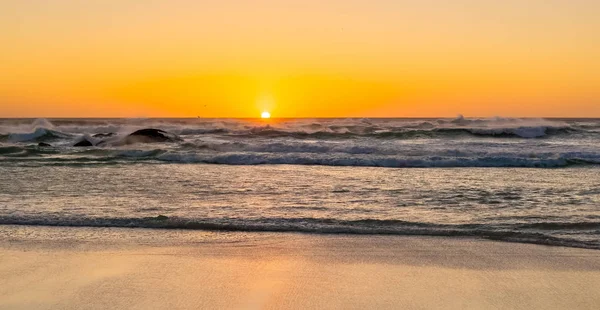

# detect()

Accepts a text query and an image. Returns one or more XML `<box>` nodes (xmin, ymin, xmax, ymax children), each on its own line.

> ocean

<box><xmin>1</xmin><ymin>117</ymin><xmax>599</xmax><ymax>249</ymax></box>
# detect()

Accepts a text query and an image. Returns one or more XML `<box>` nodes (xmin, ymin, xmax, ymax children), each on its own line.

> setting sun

<box><xmin>1</xmin><ymin>1</ymin><xmax>599</xmax><ymax>308</ymax></box>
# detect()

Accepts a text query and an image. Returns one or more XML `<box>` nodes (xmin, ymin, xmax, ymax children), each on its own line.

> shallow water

<box><xmin>1</xmin><ymin>164</ymin><xmax>599</xmax><ymax>249</ymax></box>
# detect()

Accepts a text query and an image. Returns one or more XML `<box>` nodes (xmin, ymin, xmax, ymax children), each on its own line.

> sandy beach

<box><xmin>1</xmin><ymin>226</ymin><xmax>599</xmax><ymax>310</ymax></box>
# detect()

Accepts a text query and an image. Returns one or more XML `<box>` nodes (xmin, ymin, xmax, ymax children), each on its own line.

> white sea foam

<box><xmin>0</xmin><ymin>117</ymin><xmax>598</xmax><ymax>167</ymax></box>
<box><xmin>0</xmin><ymin>116</ymin><xmax>577</xmax><ymax>138</ymax></box>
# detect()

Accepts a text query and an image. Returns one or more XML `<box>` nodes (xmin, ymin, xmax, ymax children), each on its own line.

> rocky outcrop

<box><xmin>123</xmin><ymin>129</ymin><xmax>180</xmax><ymax>144</ymax></box>
<box><xmin>73</xmin><ymin>139</ymin><xmax>94</xmax><ymax>147</ymax></box>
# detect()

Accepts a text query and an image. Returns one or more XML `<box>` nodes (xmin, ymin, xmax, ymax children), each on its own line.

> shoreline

<box><xmin>1</xmin><ymin>226</ymin><xmax>600</xmax><ymax>309</ymax></box>
<box><xmin>1</xmin><ymin>223</ymin><xmax>598</xmax><ymax>251</ymax></box>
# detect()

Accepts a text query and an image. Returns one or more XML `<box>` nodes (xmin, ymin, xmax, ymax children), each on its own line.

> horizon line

<box><xmin>1</xmin><ymin>116</ymin><xmax>600</xmax><ymax>120</ymax></box>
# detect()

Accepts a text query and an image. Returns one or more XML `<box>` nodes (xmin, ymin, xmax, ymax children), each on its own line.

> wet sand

<box><xmin>1</xmin><ymin>227</ymin><xmax>599</xmax><ymax>309</ymax></box>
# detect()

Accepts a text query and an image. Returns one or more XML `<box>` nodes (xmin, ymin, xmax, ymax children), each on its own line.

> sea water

<box><xmin>1</xmin><ymin>117</ymin><xmax>599</xmax><ymax>249</ymax></box>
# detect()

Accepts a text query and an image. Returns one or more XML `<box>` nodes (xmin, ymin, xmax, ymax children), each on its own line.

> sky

<box><xmin>1</xmin><ymin>0</ymin><xmax>599</xmax><ymax>118</ymax></box>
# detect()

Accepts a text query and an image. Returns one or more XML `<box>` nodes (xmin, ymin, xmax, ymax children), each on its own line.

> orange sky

<box><xmin>1</xmin><ymin>0</ymin><xmax>599</xmax><ymax>118</ymax></box>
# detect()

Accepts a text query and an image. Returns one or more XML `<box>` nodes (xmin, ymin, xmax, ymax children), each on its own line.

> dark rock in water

<box><xmin>38</xmin><ymin>142</ymin><xmax>52</xmax><ymax>147</ymax></box>
<box><xmin>129</xmin><ymin>129</ymin><xmax>173</xmax><ymax>141</ymax></box>
<box><xmin>93</xmin><ymin>133</ymin><xmax>115</xmax><ymax>138</ymax></box>
<box><xmin>125</xmin><ymin>128</ymin><xmax>180</xmax><ymax>144</ymax></box>
<box><xmin>73</xmin><ymin>139</ymin><xmax>93</xmax><ymax>147</ymax></box>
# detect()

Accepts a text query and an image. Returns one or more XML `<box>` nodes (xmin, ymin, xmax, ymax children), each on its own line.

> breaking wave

<box><xmin>1</xmin><ymin>117</ymin><xmax>599</xmax><ymax>168</ymax></box>
<box><xmin>2</xmin><ymin>143</ymin><xmax>600</xmax><ymax>168</ymax></box>
<box><xmin>154</xmin><ymin>153</ymin><xmax>600</xmax><ymax>168</ymax></box>
<box><xmin>0</xmin><ymin>116</ymin><xmax>591</xmax><ymax>140</ymax></box>
<box><xmin>8</xmin><ymin>128</ymin><xmax>72</xmax><ymax>142</ymax></box>
<box><xmin>1</xmin><ymin>215</ymin><xmax>598</xmax><ymax>250</ymax></box>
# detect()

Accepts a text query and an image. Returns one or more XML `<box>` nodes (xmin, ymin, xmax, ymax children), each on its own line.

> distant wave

<box><xmin>1</xmin><ymin>215</ymin><xmax>598</xmax><ymax>250</ymax></box>
<box><xmin>221</xmin><ymin>127</ymin><xmax>578</xmax><ymax>139</ymax></box>
<box><xmin>7</xmin><ymin>128</ymin><xmax>72</xmax><ymax>142</ymax></box>
<box><xmin>3</xmin><ymin>148</ymin><xmax>600</xmax><ymax>168</ymax></box>
<box><xmin>1</xmin><ymin>117</ymin><xmax>600</xmax><ymax>168</ymax></box>
<box><xmin>0</xmin><ymin>117</ymin><xmax>594</xmax><ymax>141</ymax></box>
<box><xmin>0</xmin><ymin>126</ymin><xmax>581</xmax><ymax>142</ymax></box>
<box><xmin>154</xmin><ymin>152</ymin><xmax>600</xmax><ymax>168</ymax></box>
<box><xmin>3</xmin><ymin>146</ymin><xmax>600</xmax><ymax>168</ymax></box>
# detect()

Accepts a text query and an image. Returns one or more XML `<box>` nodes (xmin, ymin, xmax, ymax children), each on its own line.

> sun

<box><xmin>261</xmin><ymin>111</ymin><xmax>271</xmax><ymax>119</ymax></box>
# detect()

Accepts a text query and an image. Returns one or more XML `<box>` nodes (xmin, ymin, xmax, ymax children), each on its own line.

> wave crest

<box><xmin>0</xmin><ymin>117</ymin><xmax>588</xmax><ymax>140</ymax></box>
<box><xmin>1</xmin><ymin>215</ymin><xmax>597</xmax><ymax>250</ymax></box>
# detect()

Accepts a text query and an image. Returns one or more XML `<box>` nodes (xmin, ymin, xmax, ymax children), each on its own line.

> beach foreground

<box><xmin>1</xmin><ymin>226</ymin><xmax>599</xmax><ymax>310</ymax></box>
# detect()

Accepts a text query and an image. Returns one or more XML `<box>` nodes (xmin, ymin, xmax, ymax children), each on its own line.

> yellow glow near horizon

<box><xmin>261</xmin><ymin>111</ymin><xmax>271</xmax><ymax>119</ymax></box>
<box><xmin>0</xmin><ymin>0</ymin><xmax>599</xmax><ymax>117</ymax></box>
